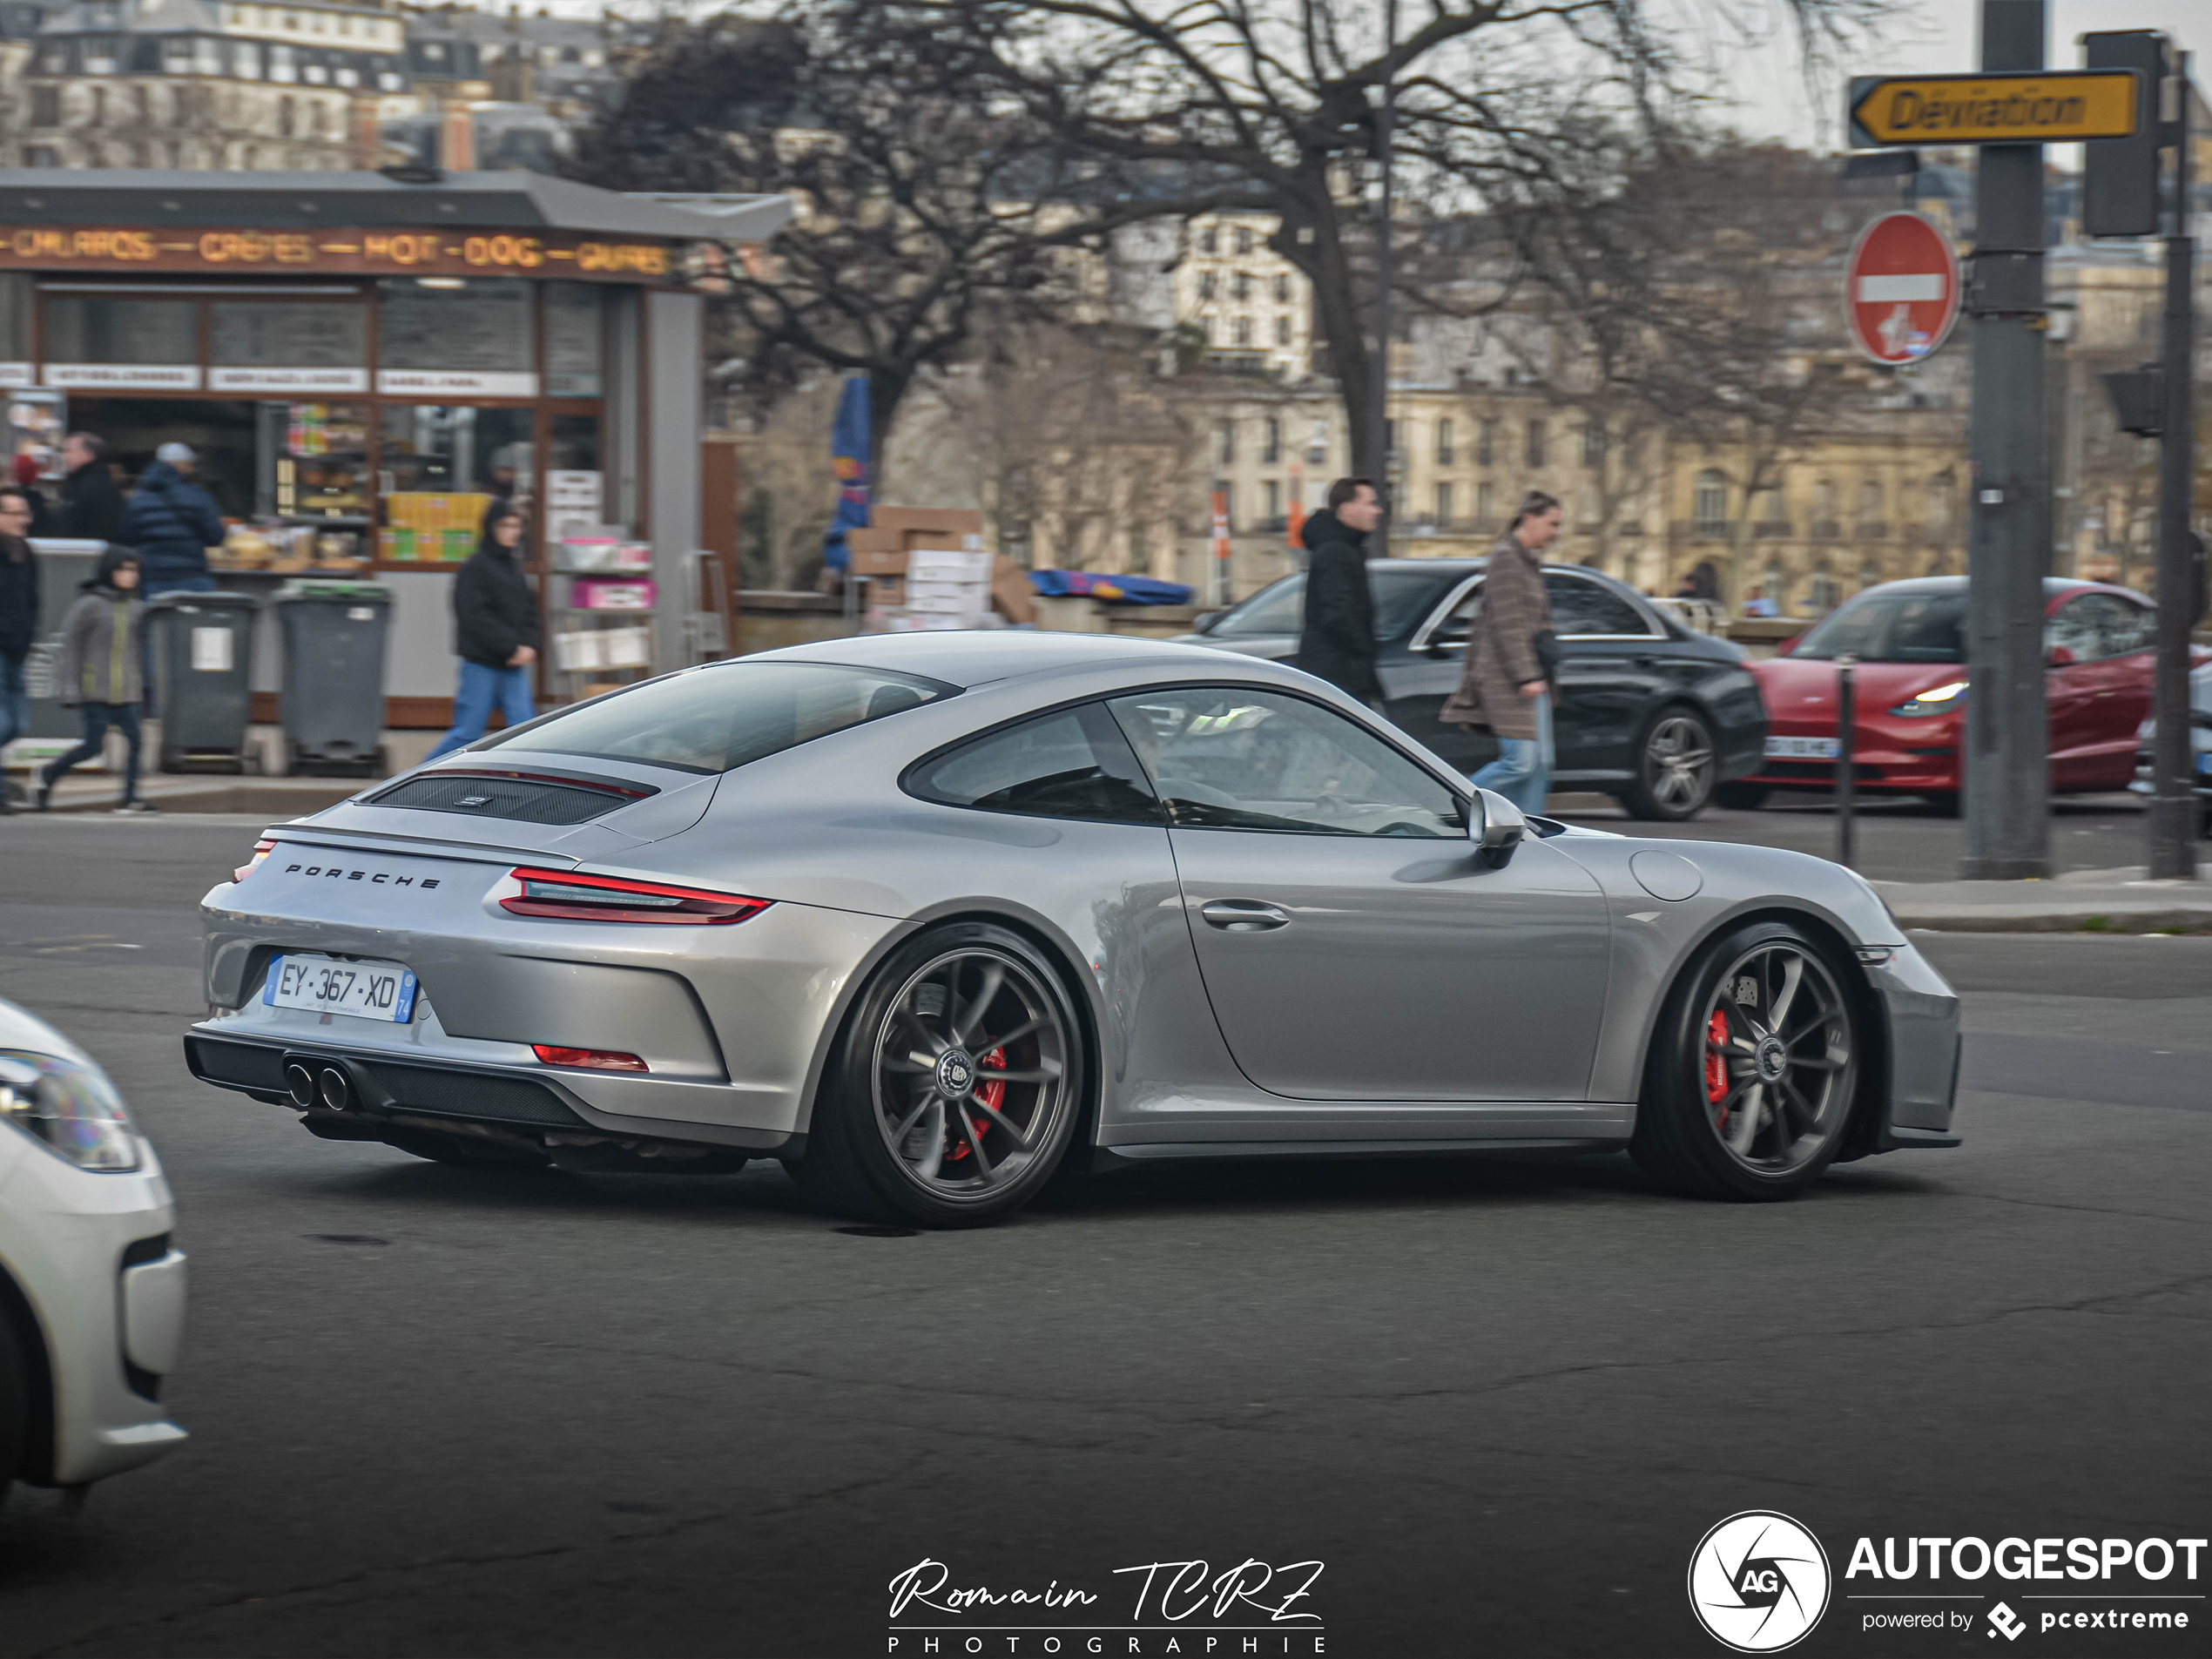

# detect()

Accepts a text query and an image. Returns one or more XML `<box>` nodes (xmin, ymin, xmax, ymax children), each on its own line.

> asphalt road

<box><xmin>0</xmin><ymin>816</ymin><xmax>2206</xmax><ymax>1659</ymax></box>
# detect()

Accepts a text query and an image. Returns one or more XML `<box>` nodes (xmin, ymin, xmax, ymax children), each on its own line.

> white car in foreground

<box><xmin>1</xmin><ymin>998</ymin><xmax>186</xmax><ymax>1503</ymax></box>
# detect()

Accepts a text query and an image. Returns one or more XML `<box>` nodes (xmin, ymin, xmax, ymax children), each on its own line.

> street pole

<box><xmin>1961</xmin><ymin>0</ymin><xmax>2053</xmax><ymax>880</ymax></box>
<box><xmin>2148</xmin><ymin>51</ymin><xmax>2197</xmax><ymax>880</ymax></box>
<box><xmin>1370</xmin><ymin>0</ymin><xmax>1396</xmax><ymax>536</ymax></box>
<box><xmin>1835</xmin><ymin>655</ymin><xmax>1858</xmax><ymax>870</ymax></box>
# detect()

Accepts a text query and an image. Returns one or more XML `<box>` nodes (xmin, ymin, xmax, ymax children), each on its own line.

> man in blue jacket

<box><xmin>118</xmin><ymin>442</ymin><xmax>225</xmax><ymax>599</ymax></box>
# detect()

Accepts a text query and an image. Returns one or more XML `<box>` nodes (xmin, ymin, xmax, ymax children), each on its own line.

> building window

<box><xmin>1272</xmin><ymin>273</ymin><xmax>1290</xmax><ymax>302</ymax></box>
<box><xmin>1197</xmin><ymin>226</ymin><xmax>1217</xmax><ymax>255</ymax></box>
<box><xmin>278</xmin><ymin>94</ymin><xmax>295</xmax><ymax>135</ymax></box>
<box><xmin>1813</xmin><ymin>478</ymin><xmax>1837</xmax><ymax>529</ymax></box>
<box><xmin>1525</xmin><ymin>419</ymin><xmax>1546</xmax><ymax>469</ymax></box>
<box><xmin>1218</xmin><ymin>421</ymin><xmax>1235</xmax><ymax>465</ymax></box>
<box><xmin>1262</xmin><ymin>416</ymin><xmax>1279</xmax><ymax>464</ymax></box>
<box><xmin>1197</xmin><ymin>270</ymin><xmax>1216</xmax><ymax>300</ymax></box>
<box><xmin>1263</xmin><ymin>479</ymin><xmax>1279</xmax><ymax>521</ymax></box>
<box><xmin>1385</xmin><ymin>418</ymin><xmax>1399</xmax><ymax>459</ymax></box>
<box><xmin>1476</xmin><ymin>481</ymin><xmax>1495</xmax><ymax>526</ymax></box>
<box><xmin>1928</xmin><ymin>474</ymin><xmax>1953</xmax><ymax>526</ymax></box>
<box><xmin>1807</xmin><ymin>570</ymin><xmax>1839</xmax><ymax>614</ymax></box>
<box><xmin>1433</xmin><ymin>482</ymin><xmax>1453</xmax><ymax>525</ymax></box>
<box><xmin>1232</xmin><ymin>271</ymin><xmax>1251</xmax><ymax>301</ymax></box>
<box><xmin>1234</xmin><ymin>225</ymin><xmax>1253</xmax><ymax>254</ymax></box>
<box><xmin>30</xmin><ymin>85</ymin><xmax>58</xmax><ymax>127</ymax></box>
<box><xmin>1436</xmin><ymin>418</ymin><xmax>1453</xmax><ymax>465</ymax></box>
<box><xmin>1857</xmin><ymin>478</ymin><xmax>1883</xmax><ymax>528</ymax></box>
<box><xmin>1582</xmin><ymin>421</ymin><xmax>1606</xmax><ymax>467</ymax></box>
<box><xmin>1307</xmin><ymin>418</ymin><xmax>1327</xmax><ymax>465</ymax></box>
<box><xmin>1232</xmin><ymin>315</ymin><xmax>1252</xmax><ymax>347</ymax></box>
<box><xmin>1477</xmin><ymin>419</ymin><xmax>1497</xmax><ymax>468</ymax></box>
<box><xmin>1275</xmin><ymin>314</ymin><xmax>1291</xmax><ymax>346</ymax></box>
<box><xmin>1693</xmin><ymin>469</ymin><xmax>1728</xmax><ymax>536</ymax></box>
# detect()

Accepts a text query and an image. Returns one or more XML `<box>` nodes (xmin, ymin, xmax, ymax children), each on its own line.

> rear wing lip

<box><xmin>253</xmin><ymin>823</ymin><xmax>586</xmax><ymax>868</ymax></box>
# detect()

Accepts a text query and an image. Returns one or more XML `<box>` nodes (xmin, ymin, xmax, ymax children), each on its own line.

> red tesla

<box><xmin>1723</xmin><ymin>576</ymin><xmax>2206</xmax><ymax>813</ymax></box>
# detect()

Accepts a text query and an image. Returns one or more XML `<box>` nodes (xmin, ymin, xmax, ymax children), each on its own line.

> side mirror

<box><xmin>1191</xmin><ymin>610</ymin><xmax>1224</xmax><ymax>634</ymax></box>
<box><xmin>2047</xmin><ymin>644</ymin><xmax>2075</xmax><ymax>669</ymax></box>
<box><xmin>1471</xmin><ymin>786</ymin><xmax>1526</xmax><ymax>867</ymax></box>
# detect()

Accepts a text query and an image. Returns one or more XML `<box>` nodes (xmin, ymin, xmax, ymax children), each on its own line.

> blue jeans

<box><xmin>44</xmin><ymin>704</ymin><xmax>142</xmax><ymax>799</ymax></box>
<box><xmin>0</xmin><ymin>652</ymin><xmax>26</xmax><ymax>754</ymax></box>
<box><xmin>427</xmin><ymin>660</ymin><xmax>536</xmax><ymax>759</ymax></box>
<box><xmin>1470</xmin><ymin>691</ymin><xmax>1553</xmax><ymax>816</ymax></box>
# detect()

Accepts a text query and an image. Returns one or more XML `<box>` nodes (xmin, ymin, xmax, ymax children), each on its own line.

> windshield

<box><xmin>1205</xmin><ymin>570</ymin><xmax>1457</xmax><ymax>641</ymax></box>
<box><xmin>479</xmin><ymin>661</ymin><xmax>954</xmax><ymax>774</ymax></box>
<box><xmin>1791</xmin><ymin>591</ymin><xmax>1965</xmax><ymax>663</ymax></box>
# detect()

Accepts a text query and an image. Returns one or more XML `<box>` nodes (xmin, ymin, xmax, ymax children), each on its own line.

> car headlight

<box><xmin>1890</xmin><ymin>680</ymin><xmax>1968</xmax><ymax>718</ymax></box>
<box><xmin>0</xmin><ymin>1051</ymin><xmax>142</xmax><ymax>1172</ymax></box>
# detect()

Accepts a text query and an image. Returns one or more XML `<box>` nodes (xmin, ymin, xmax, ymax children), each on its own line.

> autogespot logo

<box><xmin>1689</xmin><ymin>1511</ymin><xmax>1832</xmax><ymax>1653</ymax></box>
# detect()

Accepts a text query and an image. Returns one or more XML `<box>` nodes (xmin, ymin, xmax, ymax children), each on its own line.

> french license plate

<box><xmin>1765</xmin><ymin>736</ymin><xmax>1842</xmax><ymax>759</ymax></box>
<box><xmin>265</xmin><ymin>954</ymin><xmax>417</xmax><ymax>1023</ymax></box>
<box><xmin>2199</xmin><ymin>752</ymin><xmax>2212</xmax><ymax>777</ymax></box>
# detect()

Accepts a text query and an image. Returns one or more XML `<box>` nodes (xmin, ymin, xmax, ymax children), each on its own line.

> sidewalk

<box><xmin>1873</xmin><ymin>866</ymin><xmax>2212</xmax><ymax>934</ymax></box>
<box><xmin>5</xmin><ymin>725</ymin><xmax>442</xmax><ymax>815</ymax></box>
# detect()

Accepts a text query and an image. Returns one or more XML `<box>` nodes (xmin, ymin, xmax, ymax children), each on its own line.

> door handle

<box><xmin>1199</xmin><ymin>900</ymin><xmax>1291</xmax><ymax>932</ymax></box>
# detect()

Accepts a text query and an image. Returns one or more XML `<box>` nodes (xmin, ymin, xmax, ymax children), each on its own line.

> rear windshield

<box><xmin>1207</xmin><ymin>570</ymin><xmax>1457</xmax><ymax>641</ymax></box>
<box><xmin>1791</xmin><ymin>591</ymin><xmax>1965</xmax><ymax>663</ymax></box>
<box><xmin>479</xmin><ymin>661</ymin><xmax>954</xmax><ymax>774</ymax></box>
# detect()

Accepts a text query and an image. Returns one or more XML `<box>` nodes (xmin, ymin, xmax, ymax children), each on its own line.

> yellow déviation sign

<box><xmin>1849</xmin><ymin>71</ymin><xmax>2140</xmax><ymax>146</ymax></box>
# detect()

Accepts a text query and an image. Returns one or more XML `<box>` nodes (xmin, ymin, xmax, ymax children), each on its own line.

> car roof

<box><xmin>728</xmin><ymin>628</ymin><xmax>1271</xmax><ymax>691</ymax></box>
<box><xmin>1848</xmin><ymin>575</ymin><xmax>2141</xmax><ymax>601</ymax></box>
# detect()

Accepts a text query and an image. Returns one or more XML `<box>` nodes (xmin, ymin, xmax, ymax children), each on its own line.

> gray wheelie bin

<box><xmin>146</xmin><ymin>590</ymin><xmax>260</xmax><ymax>773</ymax></box>
<box><xmin>274</xmin><ymin>581</ymin><xmax>392</xmax><ymax>776</ymax></box>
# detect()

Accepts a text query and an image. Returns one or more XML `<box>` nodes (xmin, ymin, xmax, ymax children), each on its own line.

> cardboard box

<box><xmin>873</xmin><ymin>506</ymin><xmax>982</xmax><ymax>540</ymax></box>
<box><xmin>856</xmin><ymin>574</ymin><xmax>905</xmax><ymax>606</ymax></box>
<box><xmin>990</xmin><ymin>555</ymin><xmax>1038</xmax><ymax>626</ymax></box>
<box><xmin>850</xmin><ymin>546</ymin><xmax>909</xmax><ymax>578</ymax></box>
<box><xmin>908</xmin><ymin>548</ymin><xmax>995</xmax><ymax>582</ymax></box>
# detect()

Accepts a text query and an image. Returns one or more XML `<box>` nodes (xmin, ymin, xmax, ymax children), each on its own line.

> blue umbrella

<box><xmin>821</xmin><ymin>375</ymin><xmax>871</xmax><ymax>572</ymax></box>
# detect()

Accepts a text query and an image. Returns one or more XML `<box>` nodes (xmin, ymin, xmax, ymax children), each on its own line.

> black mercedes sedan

<box><xmin>1180</xmin><ymin>558</ymin><xmax>1767</xmax><ymax>819</ymax></box>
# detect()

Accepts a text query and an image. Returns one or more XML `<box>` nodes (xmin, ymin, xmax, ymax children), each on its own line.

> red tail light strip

<box><xmin>532</xmin><ymin>1044</ymin><xmax>649</xmax><ymax>1073</ymax></box>
<box><xmin>501</xmin><ymin>867</ymin><xmax>771</xmax><ymax>926</ymax></box>
<box><xmin>233</xmin><ymin>839</ymin><xmax>278</xmax><ymax>883</ymax></box>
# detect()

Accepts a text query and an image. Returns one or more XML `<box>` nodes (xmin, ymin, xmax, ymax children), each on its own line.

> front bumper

<box><xmin>0</xmin><ymin>1142</ymin><xmax>187</xmax><ymax>1487</ymax></box>
<box><xmin>1746</xmin><ymin>713</ymin><xmax>1961</xmax><ymax>794</ymax></box>
<box><xmin>1865</xmin><ymin>941</ymin><xmax>1962</xmax><ymax>1146</ymax></box>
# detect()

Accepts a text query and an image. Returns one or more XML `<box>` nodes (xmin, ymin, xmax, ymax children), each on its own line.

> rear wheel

<box><xmin>1715</xmin><ymin>782</ymin><xmax>1770</xmax><ymax>812</ymax></box>
<box><xmin>1622</xmin><ymin>709</ymin><xmax>1718</xmax><ymax>821</ymax></box>
<box><xmin>792</xmin><ymin>922</ymin><xmax>1083</xmax><ymax>1228</ymax></box>
<box><xmin>1631</xmin><ymin>920</ymin><xmax>1860</xmax><ymax>1200</ymax></box>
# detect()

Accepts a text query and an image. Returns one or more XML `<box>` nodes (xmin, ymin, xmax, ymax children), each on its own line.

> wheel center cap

<box><xmin>1754</xmin><ymin>1035</ymin><xmax>1788</xmax><ymax>1083</ymax></box>
<box><xmin>935</xmin><ymin>1048</ymin><xmax>977</xmax><ymax>1097</ymax></box>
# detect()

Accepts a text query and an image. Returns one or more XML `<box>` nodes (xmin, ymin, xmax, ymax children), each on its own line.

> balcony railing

<box><xmin>1753</xmin><ymin>520</ymin><xmax>1793</xmax><ymax>539</ymax></box>
<box><xmin>1856</xmin><ymin>521</ymin><xmax>1890</xmax><ymax>541</ymax></box>
<box><xmin>1809</xmin><ymin>519</ymin><xmax>1843</xmax><ymax>540</ymax></box>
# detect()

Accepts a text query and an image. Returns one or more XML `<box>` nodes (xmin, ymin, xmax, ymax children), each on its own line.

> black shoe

<box><xmin>35</xmin><ymin>777</ymin><xmax>53</xmax><ymax>812</ymax></box>
<box><xmin>112</xmin><ymin>798</ymin><xmax>159</xmax><ymax>815</ymax></box>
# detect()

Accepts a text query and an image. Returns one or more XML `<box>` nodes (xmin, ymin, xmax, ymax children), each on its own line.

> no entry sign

<box><xmin>1844</xmin><ymin>211</ymin><xmax>1960</xmax><ymax>366</ymax></box>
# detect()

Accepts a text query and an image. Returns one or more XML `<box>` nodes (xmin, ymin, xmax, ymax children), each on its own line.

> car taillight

<box><xmin>500</xmin><ymin>867</ymin><xmax>771</xmax><ymax>926</ymax></box>
<box><xmin>532</xmin><ymin>1045</ymin><xmax>648</xmax><ymax>1072</ymax></box>
<box><xmin>233</xmin><ymin>839</ymin><xmax>278</xmax><ymax>883</ymax></box>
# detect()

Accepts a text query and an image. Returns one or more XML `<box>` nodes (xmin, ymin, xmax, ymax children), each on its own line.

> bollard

<box><xmin>1835</xmin><ymin>652</ymin><xmax>1858</xmax><ymax>870</ymax></box>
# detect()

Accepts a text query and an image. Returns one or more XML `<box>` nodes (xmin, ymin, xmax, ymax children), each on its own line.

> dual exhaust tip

<box><xmin>284</xmin><ymin>1061</ymin><xmax>352</xmax><ymax>1113</ymax></box>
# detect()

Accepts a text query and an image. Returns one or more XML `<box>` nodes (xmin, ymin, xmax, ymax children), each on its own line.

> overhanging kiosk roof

<box><xmin>0</xmin><ymin>170</ymin><xmax>792</xmax><ymax>241</ymax></box>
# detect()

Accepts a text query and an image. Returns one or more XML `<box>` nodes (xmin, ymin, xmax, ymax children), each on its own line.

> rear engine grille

<box><xmin>188</xmin><ymin>1036</ymin><xmax>290</xmax><ymax>1092</ymax></box>
<box><xmin>357</xmin><ymin>1061</ymin><xmax>587</xmax><ymax>1127</ymax></box>
<box><xmin>367</xmin><ymin>771</ymin><xmax>649</xmax><ymax>826</ymax></box>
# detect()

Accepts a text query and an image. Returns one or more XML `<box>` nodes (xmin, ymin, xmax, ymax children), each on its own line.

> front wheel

<box><xmin>792</xmin><ymin>922</ymin><xmax>1084</xmax><ymax>1228</ymax></box>
<box><xmin>1622</xmin><ymin>709</ymin><xmax>1718</xmax><ymax>821</ymax></box>
<box><xmin>1631</xmin><ymin>921</ymin><xmax>1861</xmax><ymax>1201</ymax></box>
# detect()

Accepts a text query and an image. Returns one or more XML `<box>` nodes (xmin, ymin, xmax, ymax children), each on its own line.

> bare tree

<box><xmin>834</xmin><ymin>0</ymin><xmax>1882</xmax><ymax>482</ymax></box>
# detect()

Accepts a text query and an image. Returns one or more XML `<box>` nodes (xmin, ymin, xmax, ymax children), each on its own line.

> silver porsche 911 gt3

<box><xmin>185</xmin><ymin>632</ymin><xmax>1960</xmax><ymax>1227</ymax></box>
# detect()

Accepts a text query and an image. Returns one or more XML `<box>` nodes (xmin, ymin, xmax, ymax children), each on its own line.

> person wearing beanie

<box><xmin>118</xmin><ymin>442</ymin><xmax>225</xmax><ymax>598</ymax></box>
<box><xmin>38</xmin><ymin>545</ymin><xmax>156</xmax><ymax>813</ymax></box>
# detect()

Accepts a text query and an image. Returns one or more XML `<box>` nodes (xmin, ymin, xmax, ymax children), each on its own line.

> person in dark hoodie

<box><xmin>118</xmin><ymin>442</ymin><xmax>225</xmax><ymax>597</ymax></box>
<box><xmin>37</xmin><ymin>545</ymin><xmax>154</xmax><ymax>813</ymax></box>
<box><xmin>0</xmin><ymin>485</ymin><xmax>38</xmax><ymax>813</ymax></box>
<box><xmin>427</xmin><ymin>502</ymin><xmax>539</xmax><ymax>759</ymax></box>
<box><xmin>1293</xmin><ymin>476</ymin><xmax>1386</xmax><ymax>706</ymax></box>
<box><xmin>58</xmin><ymin>432</ymin><xmax>125</xmax><ymax>544</ymax></box>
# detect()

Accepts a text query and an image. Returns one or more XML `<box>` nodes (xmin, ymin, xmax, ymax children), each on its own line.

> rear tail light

<box><xmin>532</xmin><ymin>1045</ymin><xmax>648</xmax><ymax>1073</ymax></box>
<box><xmin>500</xmin><ymin>867</ymin><xmax>771</xmax><ymax>926</ymax></box>
<box><xmin>233</xmin><ymin>839</ymin><xmax>278</xmax><ymax>883</ymax></box>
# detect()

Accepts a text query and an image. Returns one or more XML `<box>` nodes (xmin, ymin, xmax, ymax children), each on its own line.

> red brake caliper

<box><xmin>947</xmin><ymin>1049</ymin><xmax>1006</xmax><ymax>1162</ymax></box>
<box><xmin>1704</xmin><ymin>1010</ymin><xmax>1731</xmax><ymax>1124</ymax></box>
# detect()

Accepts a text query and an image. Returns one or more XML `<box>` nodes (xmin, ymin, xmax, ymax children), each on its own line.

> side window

<box><xmin>2080</xmin><ymin>594</ymin><xmax>2154</xmax><ymax>658</ymax></box>
<box><xmin>1545</xmin><ymin>572</ymin><xmax>1650</xmax><ymax>637</ymax></box>
<box><xmin>1428</xmin><ymin>578</ymin><xmax>1483</xmax><ymax>649</ymax></box>
<box><xmin>2044</xmin><ymin>598</ymin><xmax>2102</xmax><ymax>663</ymax></box>
<box><xmin>907</xmin><ymin>705</ymin><xmax>1163</xmax><ymax>825</ymax></box>
<box><xmin>1107</xmin><ymin>687</ymin><xmax>1462</xmax><ymax>839</ymax></box>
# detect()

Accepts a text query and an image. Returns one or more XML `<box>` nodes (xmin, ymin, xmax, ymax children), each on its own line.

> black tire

<box><xmin>1630</xmin><ymin>919</ymin><xmax>1861</xmax><ymax>1201</ymax></box>
<box><xmin>0</xmin><ymin>1309</ymin><xmax>27</xmax><ymax>1510</ymax></box>
<box><xmin>382</xmin><ymin>1127</ymin><xmax>553</xmax><ymax>1170</ymax></box>
<box><xmin>1715</xmin><ymin>781</ymin><xmax>1770</xmax><ymax>812</ymax></box>
<box><xmin>1621</xmin><ymin>707</ymin><xmax>1719</xmax><ymax>821</ymax></box>
<box><xmin>792</xmin><ymin>921</ymin><xmax>1085</xmax><ymax>1228</ymax></box>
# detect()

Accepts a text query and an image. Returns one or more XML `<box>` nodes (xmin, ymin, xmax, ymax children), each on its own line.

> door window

<box><xmin>907</xmin><ymin>705</ymin><xmax>1163</xmax><ymax>825</ymax></box>
<box><xmin>1544</xmin><ymin>572</ymin><xmax>1651</xmax><ymax>637</ymax></box>
<box><xmin>2057</xmin><ymin>593</ymin><xmax>2154</xmax><ymax>659</ymax></box>
<box><xmin>1108</xmin><ymin>688</ymin><xmax>1462</xmax><ymax>838</ymax></box>
<box><xmin>1425</xmin><ymin>577</ymin><xmax>1484</xmax><ymax>651</ymax></box>
<box><xmin>2044</xmin><ymin>598</ymin><xmax>2106</xmax><ymax>662</ymax></box>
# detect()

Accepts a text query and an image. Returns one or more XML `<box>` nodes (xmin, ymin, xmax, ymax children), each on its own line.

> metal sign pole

<box><xmin>2148</xmin><ymin>51</ymin><xmax>2198</xmax><ymax>880</ymax></box>
<box><xmin>1835</xmin><ymin>655</ymin><xmax>1858</xmax><ymax>869</ymax></box>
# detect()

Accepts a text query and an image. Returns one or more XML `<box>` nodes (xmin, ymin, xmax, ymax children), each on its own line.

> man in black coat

<box><xmin>0</xmin><ymin>486</ymin><xmax>38</xmax><ymax>812</ymax></box>
<box><xmin>57</xmin><ymin>433</ymin><xmax>125</xmax><ymax>545</ymax></box>
<box><xmin>1294</xmin><ymin>476</ymin><xmax>1385</xmax><ymax>705</ymax></box>
<box><xmin>427</xmin><ymin>504</ymin><xmax>540</xmax><ymax>759</ymax></box>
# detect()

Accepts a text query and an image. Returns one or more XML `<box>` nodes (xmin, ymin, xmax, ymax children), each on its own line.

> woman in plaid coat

<box><xmin>1440</xmin><ymin>490</ymin><xmax>1563</xmax><ymax>813</ymax></box>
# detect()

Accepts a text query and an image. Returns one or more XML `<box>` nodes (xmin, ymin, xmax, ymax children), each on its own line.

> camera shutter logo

<box><xmin>1687</xmin><ymin>1511</ymin><xmax>1831</xmax><ymax>1653</ymax></box>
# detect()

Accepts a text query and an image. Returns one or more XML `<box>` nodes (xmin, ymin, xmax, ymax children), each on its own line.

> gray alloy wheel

<box><xmin>1622</xmin><ymin>710</ymin><xmax>1717</xmax><ymax>821</ymax></box>
<box><xmin>1631</xmin><ymin>919</ymin><xmax>1859</xmax><ymax>1201</ymax></box>
<box><xmin>869</xmin><ymin>946</ymin><xmax>1073</xmax><ymax>1203</ymax></box>
<box><xmin>792</xmin><ymin>921</ymin><xmax>1084</xmax><ymax>1228</ymax></box>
